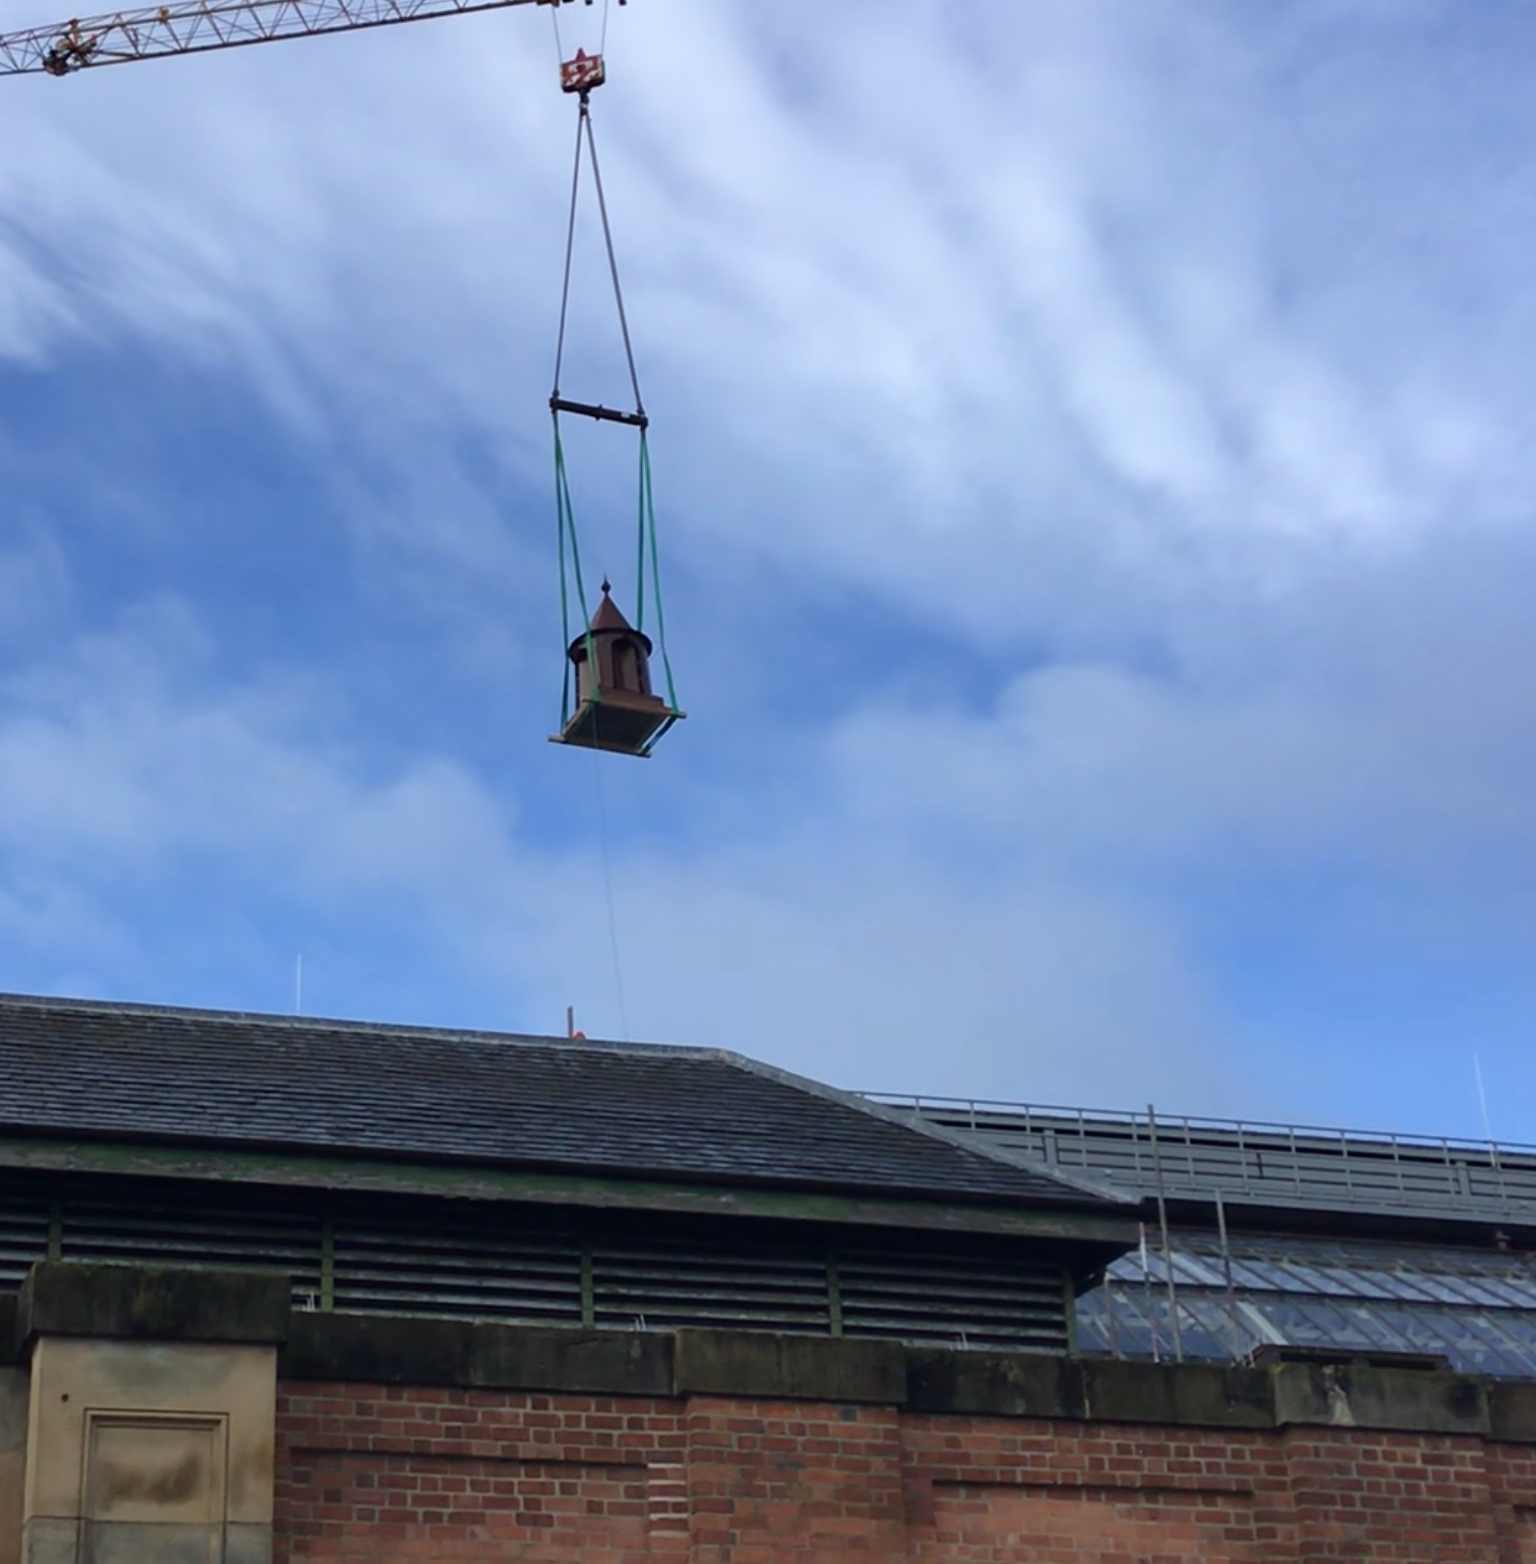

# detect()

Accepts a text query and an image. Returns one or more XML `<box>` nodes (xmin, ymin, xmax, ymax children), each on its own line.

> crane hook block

<box><xmin>560</xmin><ymin>48</ymin><xmax>604</xmax><ymax>94</ymax></box>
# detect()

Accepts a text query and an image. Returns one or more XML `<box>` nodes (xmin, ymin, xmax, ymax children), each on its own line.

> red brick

<box><xmin>271</xmin><ymin>1377</ymin><xmax>1536</xmax><ymax>1561</ymax></box>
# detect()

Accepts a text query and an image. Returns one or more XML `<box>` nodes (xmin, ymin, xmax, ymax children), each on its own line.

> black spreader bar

<box><xmin>551</xmin><ymin>396</ymin><xmax>648</xmax><ymax>429</ymax></box>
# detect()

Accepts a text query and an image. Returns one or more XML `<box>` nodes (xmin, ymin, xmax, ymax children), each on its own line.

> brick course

<box><xmin>275</xmin><ymin>1381</ymin><xmax>1536</xmax><ymax>1562</ymax></box>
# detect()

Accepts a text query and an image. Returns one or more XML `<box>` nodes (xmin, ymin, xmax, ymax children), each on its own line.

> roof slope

<box><xmin>0</xmin><ymin>994</ymin><xmax>1123</xmax><ymax>1210</ymax></box>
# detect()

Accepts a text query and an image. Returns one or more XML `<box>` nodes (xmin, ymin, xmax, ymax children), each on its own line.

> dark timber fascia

<box><xmin>0</xmin><ymin>1135</ymin><xmax>1141</xmax><ymax>1247</ymax></box>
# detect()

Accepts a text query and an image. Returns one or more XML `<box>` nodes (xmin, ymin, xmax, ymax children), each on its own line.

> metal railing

<box><xmin>863</xmin><ymin>1095</ymin><xmax>1536</xmax><ymax>1226</ymax></box>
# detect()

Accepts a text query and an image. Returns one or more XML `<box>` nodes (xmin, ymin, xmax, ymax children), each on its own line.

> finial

<box><xmin>601</xmin><ymin>576</ymin><xmax>611</xmax><ymax>595</ymax></box>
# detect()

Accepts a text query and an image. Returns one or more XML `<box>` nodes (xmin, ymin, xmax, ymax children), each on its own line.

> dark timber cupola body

<box><xmin>554</xmin><ymin>580</ymin><xmax>682</xmax><ymax>757</ymax></box>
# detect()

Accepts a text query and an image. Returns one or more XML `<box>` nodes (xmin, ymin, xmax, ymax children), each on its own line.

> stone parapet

<box><xmin>281</xmin><ymin>1306</ymin><xmax>1536</xmax><ymax>1438</ymax></box>
<box><xmin>6</xmin><ymin>1263</ymin><xmax>1536</xmax><ymax>1562</ymax></box>
<box><xmin>15</xmin><ymin>1263</ymin><xmax>289</xmax><ymax>1354</ymax></box>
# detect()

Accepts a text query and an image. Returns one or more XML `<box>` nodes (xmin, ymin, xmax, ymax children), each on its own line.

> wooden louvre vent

<box><xmin>0</xmin><ymin>1192</ymin><xmax>50</xmax><ymax>1287</ymax></box>
<box><xmin>0</xmin><ymin>1179</ymin><xmax>1073</xmax><ymax>1351</ymax></box>
<box><xmin>331</xmin><ymin>1215</ymin><xmax>584</xmax><ymax>1322</ymax></box>
<box><xmin>838</xmin><ymin>1246</ymin><xmax>1070</xmax><ymax>1351</ymax></box>
<box><xmin>591</xmin><ymin>1236</ymin><xmax>834</xmax><ymax>1335</ymax></box>
<box><xmin>62</xmin><ymin>1195</ymin><xmax>324</xmax><ymax>1304</ymax></box>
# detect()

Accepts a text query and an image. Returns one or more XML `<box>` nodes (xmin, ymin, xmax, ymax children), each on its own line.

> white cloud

<box><xmin>0</xmin><ymin>593</ymin><xmax>1237</xmax><ymax>1106</ymax></box>
<box><xmin>5</xmin><ymin>0</ymin><xmax>1528</xmax><ymax>623</ymax></box>
<box><xmin>1</xmin><ymin>2</ymin><xmax>1534</xmax><ymax>1130</ymax></box>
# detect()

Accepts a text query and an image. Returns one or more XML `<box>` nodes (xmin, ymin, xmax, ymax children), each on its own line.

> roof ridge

<box><xmin>0</xmin><ymin>991</ymin><xmax>715</xmax><ymax>1060</ymax></box>
<box><xmin>710</xmin><ymin>1048</ymin><xmax>1135</xmax><ymax>1210</ymax></box>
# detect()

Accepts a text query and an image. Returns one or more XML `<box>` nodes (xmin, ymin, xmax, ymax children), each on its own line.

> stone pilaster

<box><xmin>15</xmin><ymin>1264</ymin><xmax>289</xmax><ymax>1564</ymax></box>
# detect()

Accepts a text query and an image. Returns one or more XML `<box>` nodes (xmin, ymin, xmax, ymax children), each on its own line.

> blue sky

<box><xmin>2</xmin><ymin>1</ymin><xmax>1534</xmax><ymax>1141</ymax></box>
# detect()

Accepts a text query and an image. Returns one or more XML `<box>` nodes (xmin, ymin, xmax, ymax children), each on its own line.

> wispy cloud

<box><xmin>1</xmin><ymin>1</ymin><xmax>1534</xmax><ymax>1136</ymax></box>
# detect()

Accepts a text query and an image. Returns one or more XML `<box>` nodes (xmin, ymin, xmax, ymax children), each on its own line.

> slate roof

<box><xmin>0</xmin><ymin>994</ymin><xmax>1126</xmax><ymax>1211</ymax></box>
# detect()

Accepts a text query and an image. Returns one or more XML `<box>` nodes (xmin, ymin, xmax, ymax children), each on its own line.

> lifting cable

<box><xmin>551</xmin><ymin>89</ymin><xmax>644</xmax><ymax>421</ymax></box>
<box><xmin>550</xmin><ymin>67</ymin><xmax>678</xmax><ymax>731</ymax></box>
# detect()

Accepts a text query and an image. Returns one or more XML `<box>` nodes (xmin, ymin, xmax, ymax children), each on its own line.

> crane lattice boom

<box><xmin>0</xmin><ymin>0</ymin><xmax>573</xmax><ymax>76</ymax></box>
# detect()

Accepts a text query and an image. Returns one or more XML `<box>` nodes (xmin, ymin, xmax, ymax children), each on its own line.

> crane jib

<box><xmin>0</xmin><ymin>0</ymin><xmax>615</xmax><ymax>78</ymax></box>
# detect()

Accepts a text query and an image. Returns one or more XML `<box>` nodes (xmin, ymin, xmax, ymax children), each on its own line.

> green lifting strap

<box><xmin>554</xmin><ymin>413</ymin><xmax>599</xmax><ymax>725</ymax></box>
<box><xmin>633</xmin><ymin>429</ymin><xmax>679</xmax><ymax>714</ymax></box>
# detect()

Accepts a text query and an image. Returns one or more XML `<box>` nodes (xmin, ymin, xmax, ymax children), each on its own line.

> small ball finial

<box><xmin>601</xmin><ymin>577</ymin><xmax>612</xmax><ymax>595</ymax></box>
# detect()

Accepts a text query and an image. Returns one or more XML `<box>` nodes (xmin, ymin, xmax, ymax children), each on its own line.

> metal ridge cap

<box><xmin>0</xmin><ymin>989</ymin><xmax>719</xmax><ymax>1059</ymax></box>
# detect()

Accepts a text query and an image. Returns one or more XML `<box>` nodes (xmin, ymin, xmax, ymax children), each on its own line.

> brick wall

<box><xmin>275</xmin><ymin>1381</ymin><xmax>1536</xmax><ymax>1562</ymax></box>
<box><xmin>276</xmin><ymin>1386</ymin><xmax>679</xmax><ymax>1561</ymax></box>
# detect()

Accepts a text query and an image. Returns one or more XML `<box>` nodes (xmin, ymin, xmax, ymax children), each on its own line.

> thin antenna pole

<box><xmin>1138</xmin><ymin>1222</ymin><xmax>1161</xmax><ymax>1364</ymax></box>
<box><xmin>1148</xmin><ymin>1103</ymin><xmax>1184</xmax><ymax>1363</ymax></box>
<box><xmin>1215</xmin><ymin>1192</ymin><xmax>1242</xmax><ymax>1359</ymax></box>
<box><xmin>566</xmin><ymin>1005</ymin><xmax>575</xmax><ymax>1039</ymax></box>
<box><xmin>1103</xmin><ymin>1277</ymin><xmax>1123</xmax><ymax>1360</ymax></box>
<box><xmin>1475</xmin><ymin>1053</ymin><xmax>1494</xmax><ymax>1143</ymax></box>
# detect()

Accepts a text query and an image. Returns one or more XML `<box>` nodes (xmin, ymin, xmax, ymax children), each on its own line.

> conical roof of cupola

<box><xmin>590</xmin><ymin>578</ymin><xmax>633</xmax><ymax>633</ymax></box>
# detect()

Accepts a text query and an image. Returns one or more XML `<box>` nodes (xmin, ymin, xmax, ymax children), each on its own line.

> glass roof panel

<box><xmin>1482</xmin><ymin>1312</ymin><xmax>1536</xmax><ymax>1375</ymax></box>
<box><xmin>1275</xmin><ymin>1261</ymin><xmax>1357</xmax><ymax>1296</ymax></box>
<box><xmin>1455</xmin><ymin>1274</ymin><xmax>1536</xmax><ymax>1308</ymax></box>
<box><xmin>1170</xmin><ymin>1310</ymin><xmax>1229</xmax><ymax>1361</ymax></box>
<box><xmin>1077</xmin><ymin>1228</ymin><xmax>1536</xmax><ymax>1379</ymax></box>
<box><xmin>1169</xmin><ymin>1252</ymin><xmax>1225</xmax><ymax>1287</ymax></box>
<box><xmin>1432</xmin><ymin>1269</ymin><xmax>1514</xmax><ymax>1307</ymax></box>
<box><xmin>1180</xmin><ymin>1295</ymin><xmax>1256</xmax><ymax>1359</ymax></box>
<box><xmin>1309</xmin><ymin>1264</ymin><xmax>1386</xmax><ymax>1299</ymax></box>
<box><xmin>1259</xmin><ymin>1298</ymin><xmax>1351</xmax><ymax>1347</ymax></box>
<box><xmin>1393</xmin><ymin>1271</ymin><xmax>1481</xmax><ymax>1305</ymax></box>
<box><xmin>1224</xmin><ymin>1258</ymin><xmax>1289</xmax><ymax>1290</ymax></box>
<box><xmin>1335</xmin><ymin>1301</ymin><xmax>1411</xmax><ymax>1351</ymax></box>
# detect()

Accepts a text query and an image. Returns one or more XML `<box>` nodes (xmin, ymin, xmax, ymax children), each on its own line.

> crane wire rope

<box><xmin>550</xmin><ymin>91</ymin><xmax>585</xmax><ymax>408</ymax></box>
<box><xmin>591</xmin><ymin>743</ymin><xmax>631</xmax><ymax>1041</ymax></box>
<box><xmin>549</xmin><ymin>87</ymin><xmax>643</xmax><ymax>416</ymax></box>
<box><xmin>579</xmin><ymin>94</ymin><xmax>643</xmax><ymax>416</ymax></box>
<box><xmin>554</xmin><ymin>312</ymin><xmax>628</xmax><ymax>1047</ymax></box>
<box><xmin>548</xmin><ymin>28</ymin><xmax>644</xmax><ymax>1039</ymax></box>
<box><xmin>547</xmin><ymin>0</ymin><xmax>611</xmax><ymax>79</ymax></box>
<box><xmin>546</xmin><ymin>0</ymin><xmax>563</xmax><ymax>65</ymax></box>
<box><xmin>550</xmin><ymin>73</ymin><xmax>678</xmax><ymax>730</ymax></box>
<box><xmin>552</xmin><ymin>170</ymin><xmax>629</xmax><ymax>1041</ymax></box>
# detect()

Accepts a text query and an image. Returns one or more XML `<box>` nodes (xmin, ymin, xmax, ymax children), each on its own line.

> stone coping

<box><xmin>14</xmin><ymin>1262</ymin><xmax>289</xmax><ymax>1351</ymax></box>
<box><xmin>4</xmin><ymin>1263</ymin><xmax>1535</xmax><ymax>1439</ymax></box>
<box><xmin>282</xmin><ymin>1306</ymin><xmax>1536</xmax><ymax>1439</ymax></box>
